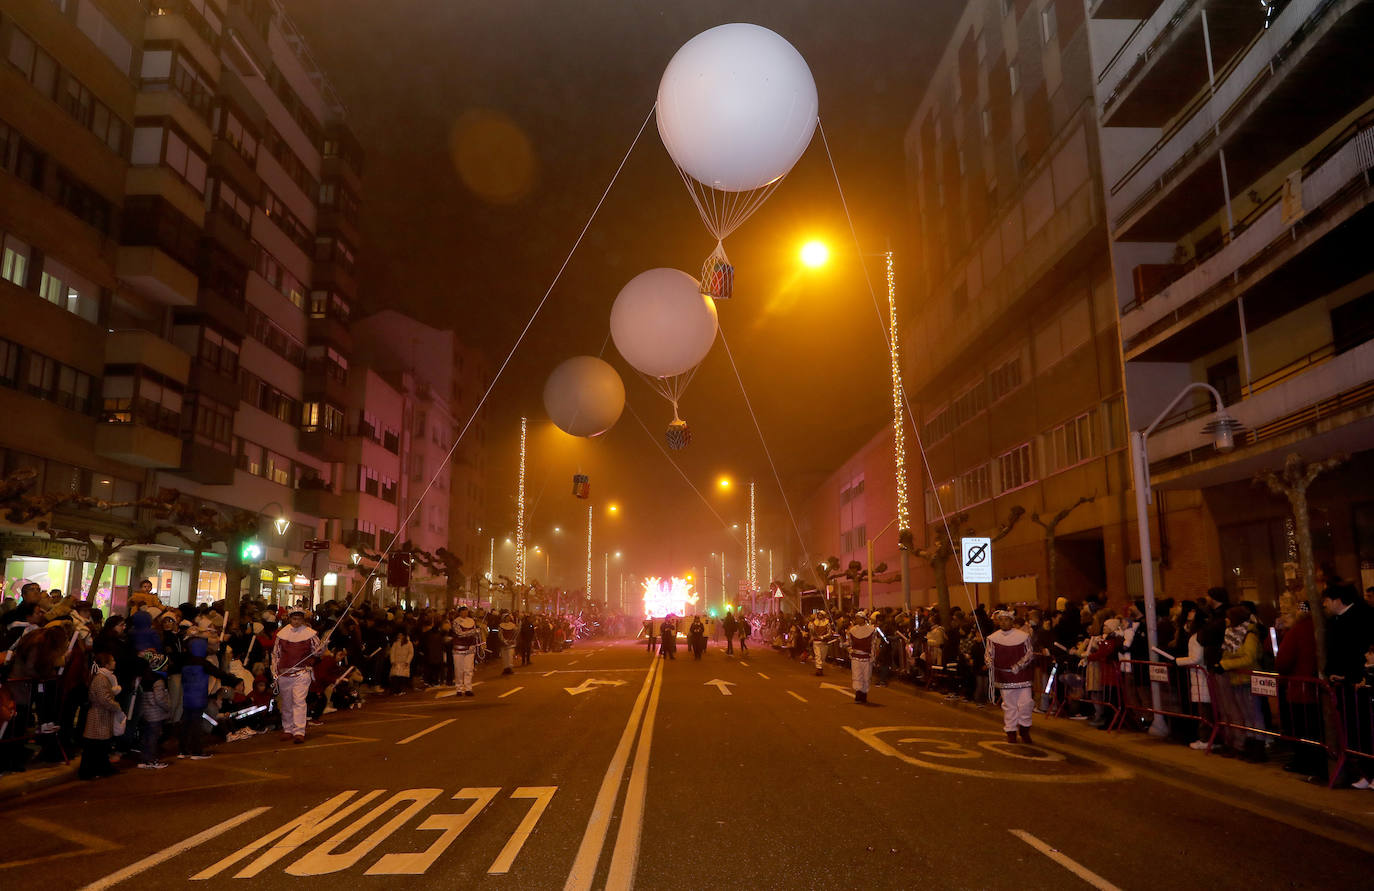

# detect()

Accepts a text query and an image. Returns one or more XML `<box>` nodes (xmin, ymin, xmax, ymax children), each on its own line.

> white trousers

<box><xmin>501</xmin><ymin>646</ymin><xmax>514</xmax><ymax>670</ymax></box>
<box><xmin>278</xmin><ymin>672</ymin><xmax>310</xmax><ymax>736</ymax></box>
<box><xmin>812</xmin><ymin>640</ymin><xmax>828</xmax><ymax>670</ymax></box>
<box><xmin>1001</xmin><ymin>686</ymin><xmax>1033</xmax><ymax>732</ymax></box>
<box><xmin>851</xmin><ymin>656</ymin><xmax>872</xmax><ymax>693</ymax></box>
<box><xmin>455</xmin><ymin>650</ymin><xmax>475</xmax><ymax>691</ymax></box>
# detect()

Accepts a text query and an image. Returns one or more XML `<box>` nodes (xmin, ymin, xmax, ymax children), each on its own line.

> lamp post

<box><xmin>1131</xmin><ymin>382</ymin><xmax>1242</xmax><ymax>736</ymax></box>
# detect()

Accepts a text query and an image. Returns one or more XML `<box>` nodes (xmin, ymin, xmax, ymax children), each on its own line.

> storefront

<box><xmin>1</xmin><ymin>536</ymin><xmax>133</xmax><ymax>616</ymax></box>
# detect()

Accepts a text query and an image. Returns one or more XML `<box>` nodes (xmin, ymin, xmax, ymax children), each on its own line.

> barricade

<box><xmin>1328</xmin><ymin>680</ymin><xmax>1373</xmax><ymax>781</ymax></box>
<box><xmin>1204</xmin><ymin>669</ymin><xmax>1344</xmax><ymax>784</ymax></box>
<box><xmin>1116</xmin><ymin>660</ymin><xmax>1214</xmax><ymax>738</ymax></box>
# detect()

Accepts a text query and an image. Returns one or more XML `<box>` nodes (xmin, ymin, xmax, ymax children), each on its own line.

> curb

<box><xmin>0</xmin><ymin>762</ymin><xmax>79</xmax><ymax>802</ymax></box>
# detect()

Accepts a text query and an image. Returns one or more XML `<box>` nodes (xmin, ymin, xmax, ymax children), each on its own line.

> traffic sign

<box><xmin>960</xmin><ymin>537</ymin><xmax>992</xmax><ymax>584</ymax></box>
<box><xmin>304</xmin><ymin>539</ymin><xmax>330</xmax><ymax>551</ymax></box>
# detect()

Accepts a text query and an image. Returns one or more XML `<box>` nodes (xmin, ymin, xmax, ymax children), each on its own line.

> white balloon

<box><xmin>657</xmin><ymin>23</ymin><xmax>818</xmax><ymax>192</ymax></box>
<box><xmin>610</xmin><ymin>268</ymin><xmax>718</xmax><ymax>379</ymax></box>
<box><xmin>543</xmin><ymin>356</ymin><xmax>625</xmax><ymax>438</ymax></box>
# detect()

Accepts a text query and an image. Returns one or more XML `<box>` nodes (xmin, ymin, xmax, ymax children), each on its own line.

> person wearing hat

<box><xmin>498</xmin><ymin>612</ymin><xmax>518</xmax><ymax>675</ymax></box>
<box><xmin>987</xmin><ymin>610</ymin><xmax>1035</xmax><ymax>744</ymax></box>
<box><xmin>848</xmin><ymin>611</ymin><xmax>877</xmax><ymax>703</ymax></box>
<box><xmin>452</xmin><ymin>606</ymin><xmax>481</xmax><ymax>695</ymax></box>
<box><xmin>808</xmin><ymin>610</ymin><xmax>834</xmax><ymax>676</ymax></box>
<box><xmin>272</xmin><ymin>607</ymin><xmax>322</xmax><ymax>743</ymax></box>
<box><xmin>136</xmin><ymin>650</ymin><xmax>172</xmax><ymax>768</ymax></box>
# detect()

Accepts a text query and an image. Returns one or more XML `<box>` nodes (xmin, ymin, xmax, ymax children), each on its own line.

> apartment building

<box><xmin>0</xmin><ymin>0</ymin><xmax>370</xmax><ymax>609</ymax></box>
<box><xmin>901</xmin><ymin>0</ymin><xmax>1134</xmax><ymax>608</ymax></box>
<box><xmin>447</xmin><ymin>338</ymin><xmax>489</xmax><ymax>578</ymax></box>
<box><xmin>1088</xmin><ymin>0</ymin><xmax>1374</xmax><ymax>601</ymax></box>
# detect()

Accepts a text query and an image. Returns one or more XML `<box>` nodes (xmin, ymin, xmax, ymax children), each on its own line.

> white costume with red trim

<box><xmin>987</xmin><ymin>627</ymin><xmax>1034</xmax><ymax>734</ymax></box>
<box><xmin>272</xmin><ymin>623</ymin><xmax>321</xmax><ymax>737</ymax></box>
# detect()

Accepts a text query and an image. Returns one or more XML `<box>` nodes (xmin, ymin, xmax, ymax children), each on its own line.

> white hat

<box><xmin>457</xmin><ymin>617</ymin><xmax>476</xmax><ymax>630</ymax></box>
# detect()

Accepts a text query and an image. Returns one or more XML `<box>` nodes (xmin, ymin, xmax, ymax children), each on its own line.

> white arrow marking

<box><xmin>820</xmin><ymin>682</ymin><xmax>853</xmax><ymax>698</ymax></box>
<box><xmin>564</xmin><ymin>678</ymin><xmax>629</xmax><ymax>696</ymax></box>
<box><xmin>704</xmin><ymin>679</ymin><xmax>736</xmax><ymax>696</ymax></box>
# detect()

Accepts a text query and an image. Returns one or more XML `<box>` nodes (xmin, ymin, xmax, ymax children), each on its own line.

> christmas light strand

<box><xmin>515</xmin><ymin>417</ymin><xmax>527</xmax><ymax>586</ymax></box>
<box><xmin>586</xmin><ymin>502</ymin><xmax>593</xmax><ymax>605</ymax></box>
<box><xmin>887</xmin><ymin>252</ymin><xmax>910</xmax><ymax>536</ymax></box>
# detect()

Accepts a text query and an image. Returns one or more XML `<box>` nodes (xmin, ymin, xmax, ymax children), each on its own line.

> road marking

<box><xmin>820</xmin><ymin>682</ymin><xmax>854</xmax><ymax>698</ymax></box>
<box><xmin>286</xmin><ymin>789</ymin><xmax>441</xmax><ymax>875</ymax></box>
<box><xmin>757</xmin><ymin>672</ymin><xmax>770</xmax><ymax>680</ymax></box>
<box><xmin>489</xmin><ymin>787</ymin><xmax>557</xmax><ymax>874</ymax></box>
<box><xmin>568</xmin><ymin>659</ymin><xmax>580</xmax><ymax>665</ymax></box>
<box><xmin>397</xmin><ymin>719</ymin><xmax>455</xmax><ymax>745</ymax></box>
<box><xmin>194</xmin><ymin>792</ymin><xmax>382</xmax><ymax>879</ymax></box>
<box><xmin>704</xmin><ymin>679</ymin><xmax>736</xmax><ymax>696</ymax></box>
<box><xmin>0</xmin><ymin>816</ymin><xmax>118</xmax><ymax>869</ymax></box>
<box><xmin>499</xmin><ymin>686</ymin><xmax>524</xmax><ymax>698</ymax></box>
<box><xmin>842</xmin><ymin>726</ymin><xmax>1132</xmax><ymax>784</ymax></box>
<box><xmin>365</xmin><ymin>788</ymin><xmax>498</xmax><ymax>875</ymax></box>
<box><xmin>82</xmin><ymin>806</ymin><xmax>270</xmax><ymax>890</ymax></box>
<box><xmin>1009</xmin><ymin>830</ymin><xmax>1122</xmax><ymax>891</ymax></box>
<box><xmin>543</xmin><ymin>670</ymin><xmax>557</xmax><ymax>677</ymax></box>
<box><xmin>434</xmin><ymin>682</ymin><xmax>483</xmax><ymax>699</ymax></box>
<box><xmin>739</xmin><ymin>661</ymin><xmax>749</xmax><ymax>667</ymax></box>
<box><xmin>787</xmin><ymin>691</ymin><xmax>808</xmax><ymax>703</ymax></box>
<box><xmin>565</xmin><ymin>678</ymin><xmax>629</xmax><ymax>696</ymax></box>
<box><xmin>606</xmin><ymin>646</ymin><xmax>664</xmax><ymax>888</ymax></box>
<box><xmin>543</xmin><ymin>668</ymin><xmax>649</xmax><ymax>674</ymax></box>
<box><xmin>564</xmin><ymin>656</ymin><xmax>660</xmax><ymax>891</ymax></box>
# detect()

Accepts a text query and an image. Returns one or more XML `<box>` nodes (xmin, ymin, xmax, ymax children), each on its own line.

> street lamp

<box><xmin>1131</xmin><ymin>382</ymin><xmax>1243</xmax><ymax>736</ymax></box>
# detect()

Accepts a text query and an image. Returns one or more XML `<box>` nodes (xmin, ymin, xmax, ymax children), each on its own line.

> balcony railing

<box><xmin>1109</xmin><ymin>0</ymin><xmax>1333</xmax><ymax>231</ymax></box>
<box><xmin>1121</xmin><ymin>116</ymin><xmax>1374</xmax><ymax>346</ymax></box>
<box><xmin>143</xmin><ymin>0</ymin><xmax>223</xmax><ymax>52</ymax></box>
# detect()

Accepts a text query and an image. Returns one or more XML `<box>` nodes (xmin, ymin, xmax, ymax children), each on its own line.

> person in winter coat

<box><xmin>136</xmin><ymin>652</ymin><xmax>172</xmax><ymax>768</ymax></box>
<box><xmin>659</xmin><ymin>617</ymin><xmax>677</xmax><ymax>660</ymax></box>
<box><xmin>128</xmin><ymin>609</ymin><xmax>161</xmax><ymax>655</ymax></box>
<box><xmin>1275</xmin><ymin>605</ymin><xmax>1323</xmax><ymax>777</ymax></box>
<box><xmin>688</xmin><ymin>616</ymin><xmax>707</xmax><ymax>660</ymax></box>
<box><xmin>420</xmin><ymin>622</ymin><xmax>445</xmax><ymax>687</ymax></box>
<box><xmin>79</xmin><ymin>652</ymin><xmax>122</xmax><ymax>779</ymax></box>
<box><xmin>388</xmin><ymin>632</ymin><xmax>414</xmax><ymax>695</ymax></box>
<box><xmin>180</xmin><ymin>633</ymin><xmax>238</xmax><ymax>759</ymax></box>
<box><xmin>1174</xmin><ymin>611</ymin><xmax>1214</xmax><ymax>750</ymax></box>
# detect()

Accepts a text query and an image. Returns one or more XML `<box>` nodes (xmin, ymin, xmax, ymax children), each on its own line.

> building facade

<box><xmin>1088</xmin><ymin>0</ymin><xmax>1374</xmax><ymax>602</ymax></box>
<box><xmin>900</xmin><ymin>0</ymin><xmax>1135</xmax><ymax>609</ymax></box>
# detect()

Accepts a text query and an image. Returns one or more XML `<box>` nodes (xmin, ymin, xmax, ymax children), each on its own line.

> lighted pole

<box><xmin>886</xmin><ymin>251</ymin><xmax>913</xmax><ymax>613</ymax></box>
<box><xmin>515</xmin><ymin>417</ymin><xmax>527</xmax><ymax>587</ymax></box>
<box><xmin>603</xmin><ymin>552</ymin><xmax>609</xmax><ymax>607</ymax></box>
<box><xmin>748</xmin><ymin>480</ymin><xmax>757</xmax><ymax>609</ymax></box>
<box><xmin>585</xmin><ymin>503</ymin><xmax>593</xmax><ymax>608</ymax></box>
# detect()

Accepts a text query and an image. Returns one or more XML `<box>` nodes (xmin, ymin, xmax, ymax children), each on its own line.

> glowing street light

<box><xmin>717</xmin><ymin>475</ymin><xmax>733</xmax><ymax>491</ymax></box>
<box><xmin>800</xmin><ymin>240</ymin><xmax>830</xmax><ymax>268</ymax></box>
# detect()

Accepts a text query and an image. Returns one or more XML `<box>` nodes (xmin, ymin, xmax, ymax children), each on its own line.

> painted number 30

<box><xmin>192</xmin><ymin>786</ymin><xmax>557</xmax><ymax>878</ymax></box>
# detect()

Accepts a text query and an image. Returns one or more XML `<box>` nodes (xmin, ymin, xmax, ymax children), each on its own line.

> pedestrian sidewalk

<box><xmin>0</xmin><ymin>759</ymin><xmax>78</xmax><ymax>802</ymax></box>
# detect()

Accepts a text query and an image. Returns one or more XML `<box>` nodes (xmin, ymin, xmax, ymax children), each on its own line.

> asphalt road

<box><xmin>2</xmin><ymin>638</ymin><xmax>1371</xmax><ymax>889</ymax></box>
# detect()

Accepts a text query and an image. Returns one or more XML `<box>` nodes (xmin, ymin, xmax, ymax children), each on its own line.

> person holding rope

<box><xmin>452</xmin><ymin>607</ymin><xmax>482</xmax><ymax>696</ymax></box>
<box><xmin>848</xmin><ymin>611</ymin><xmax>877</xmax><ymax>704</ymax></box>
<box><xmin>272</xmin><ymin>607</ymin><xmax>323</xmax><ymax>744</ymax></box>
<box><xmin>809</xmin><ymin>610</ymin><xmax>834</xmax><ymax>676</ymax></box>
<box><xmin>987</xmin><ymin>609</ymin><xmax>1035</xmax><ymax>745</ymax></box>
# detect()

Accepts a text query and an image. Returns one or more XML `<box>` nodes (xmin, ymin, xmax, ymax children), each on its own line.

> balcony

<box><xmin>299</xmin><ymin>428</ymin><xmax>346</xmax><ymax>464</ymax></box>
<box><xmin>294</xmin><ymin>480</ymin><xmax>347</xmax><ymax>519</ymax></box>
<box><xmin>210</xmin><ymin>140</ymin><xmax>262</xmax><ymax>208</ymax></box>
<box><xmin>1110</xmin><ymin>0</ymin><xmax>1371</xmax><ymax>240</ymax></box>
<box><xmin>303</xmin><ymin>359</ymin><xmax>350</xmax><ymax>409</ymax></box>
<box><xmin>143</xmin><ymin>0</ymin><xmax>223</xmax><ymax>74</ymax></box>
<box><xmin>312</xmin><ymin>256</ymin><xmax>358</xmax><ymax>299</ymax></box>
<box><xmin>203</xmin><ymin>203</ymin><xmax>257</xmax><ymax>271</ymax></box>
<box><xmin>116</xmin><ymin>246</ymin><xmax>198</xmax><ymax>307</ymax></box>
<box><xmin>94</xmin><ymin>423</ymin><xmax>182</xmax><ymax>469</ymax></box>
<box><xmin>177</xmin><ymin>440</ymin><xmax>236</xmax><ymax>485</ymax></box>
<box><xmin>134</xmin><ymin>88</ymin><xmax>213</xmax><ymax>153</ymax></box>
<box><xmin>1146</xmin><ymin>337</ymin><xmax>1374</xmax><ymax>489</ymax></box>
<box><xmin>1099</xmin><ymin>0</ymin><xmax>1262</xmax><ymax>128</ymax></box>
<box><xmin>104</xmin><ymin>330</ymin><xmax>191</xmax><ymax>383</ymax></box>
<box><xmin>307</xmin><ymin>307</ymin><xmax>352</xmax><ymax>354</ymax></box>
<box><xmin>1123</xmin><ymin>118</ymin><xmax>1374</xmax><ymax>358</ymax></box>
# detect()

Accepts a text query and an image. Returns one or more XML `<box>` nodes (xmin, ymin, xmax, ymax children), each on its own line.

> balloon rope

<box><xmin>818</xmin><ymin>121</ymin><xmax>971</xmax><ymax>627</ymax></box>
<box><xmin>715</xmin><ymin>327</ymin><xmax>817</xmax><ymax>592</ymax></box>
<box><xmin>624</xmin><ymin>398</ymin><xmax>741</xmax><ymax>541</ymax></box>
<box><xmin>324</xmin><ymin>103</ymin><xmax>659</xmax><ymax>635</ymax></box>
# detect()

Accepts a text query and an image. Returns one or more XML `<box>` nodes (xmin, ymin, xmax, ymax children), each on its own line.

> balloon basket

<box><xmin>572</xmin><ymin>473</ymin><xmax>590</xmax><ymax>499</ymax></box>
<box><xmin>700</xmin><ymin>255</ymin><xmax>734</xmax><ymax>300</ymax></box>
<box><xmin>665</xmin><ymin>419</ymin><xmax>692</xmax><ymax>450</ymax></box>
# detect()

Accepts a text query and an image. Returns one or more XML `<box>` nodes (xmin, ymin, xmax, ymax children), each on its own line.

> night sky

<box><xmin>282</xmin><ymin>0</ymin><xmax>962</xmax><ymax>588</ymax></box>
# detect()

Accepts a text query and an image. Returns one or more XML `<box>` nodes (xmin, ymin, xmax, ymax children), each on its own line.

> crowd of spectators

<box><xmin>0</xmin><ymin>579</ymin><xmax>602</xmax><ymax>780</ymax></box>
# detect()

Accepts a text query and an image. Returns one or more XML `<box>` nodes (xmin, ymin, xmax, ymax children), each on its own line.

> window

<box><xmin>0</xmin><ymin>338</ymin><xmax>19</xmax><ymax>388</ymax></box>
<box><xmin>186</xmin><ymin>395</ymin><xmax>234</xmax><ymax>447</ymax></box>
<box><xmin>996</xmin><ymin>442</ymin><xmax>1033</xmax><ymax>493</ymax></box>
<box><xmin>1</xmin><ymin>235</ymin><xmax>31</xmax><ymax>288</ymax></box>
<box><xmin>37</xmin><ymin>256</ymin><xmax>99</xmax><ymax>323</ymax></box>
<box><xmin>237</xmin><ymin>439</ymin><xmax>264</xmax><ymax>476</ymax></box>
<box><xmin>1040</xmin><ymin>5</ymin><xmax>1058</xmax><ymax>44</ymax></box>
<box><xmin>989</xmin><ymin>353</ymin><xmax>1023</xmax><ymax>402</ymax></box>
<box><xmin>7</xmin><ymin>28</ymin><xmax>59</xmax><ymax>99</ymax></box>
<box><xmin>55</xmin><ymin>168</ymin><xmax>112</xmax><ymax>234</ymax></box>
<box><xmin>75</xmin><ymin>0</ymin><xmax>133</xmax><ymax>73</ymax></box>
<box><xmin>265</xmin><ymin>449</ymin><xmax>290</xmax><ymax>486</ymax></box>
<box><xmin>213</xmin><ymin>104</ymin><xmax>258</xmax><ymax>164</ymax></box>
<box><xmin>130</xmin><ymin>123</ymin><xmax>207</xmax><ymax>191</ymax></box>
<box><xmin>254</xmin><ymin>244</ymin><xmax>307</xmax><ymax>309</ymax></box>
<box><xmin>958</xmin><ymin>464</ymin><xmax>992</xmax><ymax>507</ymax></box>
<box><xmin>23</xmin><ymin>351</ymin><xmax>93</xmax><ymax>414</ymax></box>
<box><xmin>100</xmin><ymin>368</ymin><xmax>182</xmax><ymax>433</ymax></box>
<box><xmin>245</xmin><ymin>303</ymin><xmax>305</xmax><ymax>367</ymax></box>
<box><xmin>209</xmin><ymin>178</ymin><xmax>253</xmax><ymax>233</ymax></box>
<box><xmin>1043</xmin><ymin>412</ymin><xmax>1095</xmax><ymax>475</ymax></box>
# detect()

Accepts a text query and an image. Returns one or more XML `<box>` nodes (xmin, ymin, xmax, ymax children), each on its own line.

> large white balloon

<box><xmin>657</xmin><ymin>23</ymin><xmax>818</xmax><ymax>192</ymax></box>
<box><xmin>610</xmin><ymin>269</ymin><xmax>718</xmax><ymax>379</ymax></box>
<box><xmin>543</xmin><ymin>356</ymin><xmax>625</xmax><ymax>438</ymax></box>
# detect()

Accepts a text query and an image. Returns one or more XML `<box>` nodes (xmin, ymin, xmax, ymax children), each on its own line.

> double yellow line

<box><xmin>564</xmin><ymin>655</ymin><xmax>665</xmax><ymax>891</ymax></box>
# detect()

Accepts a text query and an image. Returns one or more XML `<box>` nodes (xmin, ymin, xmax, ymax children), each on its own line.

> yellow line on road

<box><xmin>1010</xmin><ymin>829</ymin><xmax>1122</xmax><ymax>891</ymax></box>
<box><xmin>499</xmin><ymin>686</ymin><xmax>524</xmax><ymax>698</ymax></box>
<box><xmin>0</xmin><ymin>816</ymin><xmax>119</xmax><ymax>870</ymax></box>
<box><xmin>606</xmin><ymin>643</ymin><xmax>665</xmax><ymax>889</ymax></box>
<box><xmin>757</xmin><ymin>672</ymin><xmax>770</xmax><ymax>680</ymax></box>
<box><xmin>787</xmin><ymin>691</ymin><xmax>808</xmax><ymax>703</ymax></box>
<box><xmin>80</xmin><ymin>806</ymin><xmax>270</xmax><ymax>890</ymax></box>
<box><xmin>563</xmin><ymin>656</ymin><xmax>660</xmax><ymax>891</ymax></box>
<box><xmin>396</xmin><ymin>719</ymin><xmax>455</xmax><ymax>745</ymax></box>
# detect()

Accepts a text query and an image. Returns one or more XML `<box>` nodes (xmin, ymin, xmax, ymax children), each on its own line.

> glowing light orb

<box><xmin>800</xmin><ymin>240</ymin><xmax>829</xmax><ymax>268</ymax></box>
<box><xmin>642</xmin><ymin>576</ymin><xmax>700</xmax><ymax>618</ymax></box>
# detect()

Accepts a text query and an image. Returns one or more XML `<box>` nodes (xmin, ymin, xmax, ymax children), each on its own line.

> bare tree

<box><xmin>1031</xmin><ymin>495</ymin><xmax>1096</xmax><ymax>607</ymax></box>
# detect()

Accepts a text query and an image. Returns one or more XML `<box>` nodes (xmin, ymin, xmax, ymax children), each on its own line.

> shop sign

<box><xmin>3</xmin><ymin>536</ymin><xmax>93</xmax><ymax>562</ymax></box>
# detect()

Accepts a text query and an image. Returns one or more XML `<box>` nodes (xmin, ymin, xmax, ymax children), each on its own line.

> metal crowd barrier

<box><xmin>0</xmin><ymin>676</ymin><xmax>71</xmax><ymax>764</ymax></box>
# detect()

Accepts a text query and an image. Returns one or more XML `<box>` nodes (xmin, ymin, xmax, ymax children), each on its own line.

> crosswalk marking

<box><xmin>397</xmin><ymin>719</ymin><xmax>454</xmax><ymax>745</ymax></box>
<box><xmin>499</xmin><ymin>686</ymin><xmax>524</xmax><ymax>698</ymax></box>
<box><xmin>787</xmin><ymin>691</ymin><xmax>808</xmax><ymax>703</ymax></box>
